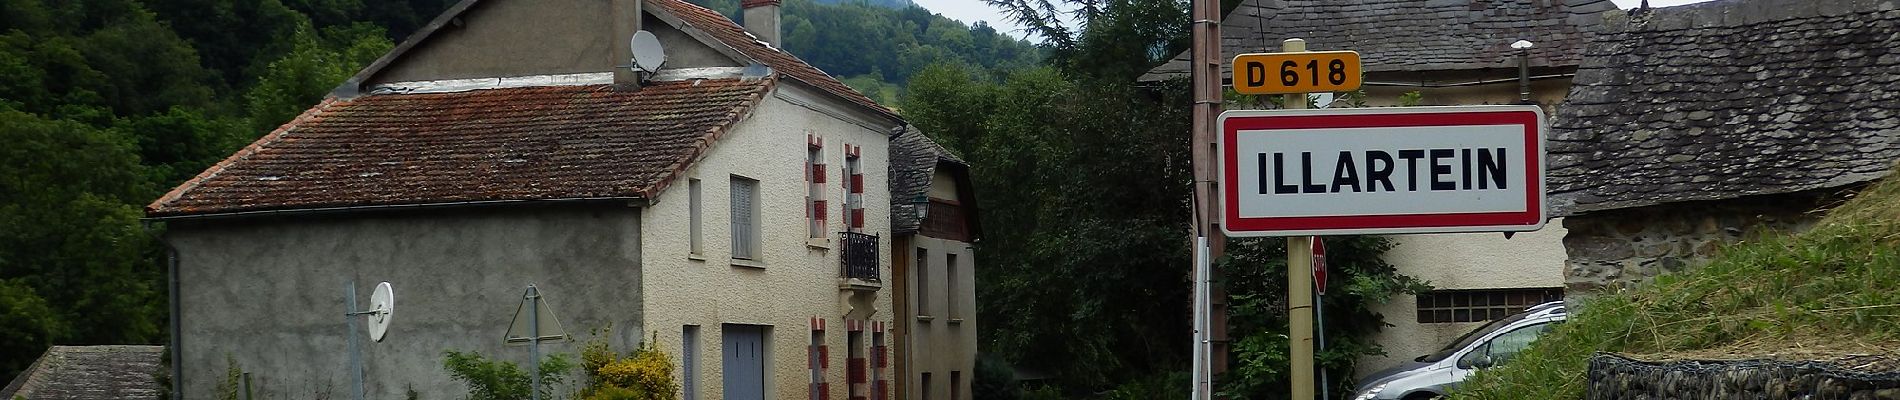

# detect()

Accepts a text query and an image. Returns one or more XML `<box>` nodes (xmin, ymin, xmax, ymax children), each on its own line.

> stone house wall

<box><xmin>1561</xmin><ymin>189</ymin><xmax>1845</xmax><ymax>294</ymax></box>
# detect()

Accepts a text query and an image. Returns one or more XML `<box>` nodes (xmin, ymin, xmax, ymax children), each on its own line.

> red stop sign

<box><xmin>1311</xmin><ymin>237</ymin><xmax>1327</xmax><ymax>295</ymax></box>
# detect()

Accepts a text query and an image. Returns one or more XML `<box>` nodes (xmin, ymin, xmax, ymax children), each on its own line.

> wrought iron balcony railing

<box><xmin>839</xmin><ymin>231</ymin><xmax>880</xmax><ymax>283</ymax></box>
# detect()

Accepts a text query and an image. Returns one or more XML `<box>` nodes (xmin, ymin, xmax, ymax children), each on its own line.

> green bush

<box><xmin>971</xmin><ymin>354</ymin><xmax>1020</xmax><ymax>400</ymax></box>
<box><xmin>578</xmin><ymin>331</ymin><xmax>679</xmax><ymax>400</ymax></box>
<box><xmin>442</xmin><ymin>350</ymin><xmax>573</xmax><ymax>400</ymax></box>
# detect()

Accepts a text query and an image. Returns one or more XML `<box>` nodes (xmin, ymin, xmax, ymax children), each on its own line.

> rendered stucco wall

<box><xmin>167</xmin><ymin>205</ymin><xmax>643</xmax><ymax>398</ymax></box>
<box><xmin>638</xmin><ymin>85</ymin><xmax>896</xmax><ymax>400</ymax></box>
<box><xmin>374</xmin><ymin>0</ymin><xmax>612</xmax><ymax>83</ymax></box>
<box><xmin>899</xmin><ymin>235</ymin><xmax>977</xmax><ymax>400</ymax></box>
<box><xmin>1357</xmin><ymin>219</ymin><xmax>1569</xmax><ymax>376</ymax></box>
<box><xmin>370</xmin><ymin>2</ymin><xmax>740</xmax><ymax>85</ymax></box>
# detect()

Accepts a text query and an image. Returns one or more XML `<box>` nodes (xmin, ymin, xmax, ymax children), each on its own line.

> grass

<box><xmin>1450</xmin><ymin>168</ymin><xmax>1900</xmax><ymax>400</ymax></box>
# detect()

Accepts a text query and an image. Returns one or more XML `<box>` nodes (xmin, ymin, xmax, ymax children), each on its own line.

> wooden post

<box><xmin>1282</xmin><ymin>38</ymin><xmax>1316</xmax><ymax>400</ymax></box>
<box><xmin>1188</xmin><ymin>0</ymin><xmax>1227</xmax><ymax>392</ymax></box>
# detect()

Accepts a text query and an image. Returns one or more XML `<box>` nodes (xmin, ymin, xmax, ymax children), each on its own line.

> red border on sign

<box><xmin>1222</xmin><ymin>110</ymin><xmax>1542</xmax><ymax>233</ymax></box>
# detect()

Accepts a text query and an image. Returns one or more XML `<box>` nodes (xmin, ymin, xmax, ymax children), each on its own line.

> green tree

<box><xmin>0</xmin><ymin>109</ymin><xmax>162</xmax><ymax>377</ymax></box>
<box><xmin>0</xmin><ymin>279</ymin><xmax>67</xmax><ymax>375</ymax></box>
<box><xmin>242</xmin><ymin>22</ymin><xmax>392</xmax><ymax>132</ymax></box>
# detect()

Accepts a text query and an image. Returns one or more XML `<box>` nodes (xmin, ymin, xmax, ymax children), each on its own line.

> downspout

<box><xmin>168</xmin><ymin>244</ymin><xmax>180</xmax><ymax>400</ymax></box>
<box><xmin>143</xmin><ymin>221</ymin><xmax>183</xmax><ymax>400</ymax></box>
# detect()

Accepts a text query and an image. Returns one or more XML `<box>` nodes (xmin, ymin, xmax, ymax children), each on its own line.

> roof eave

<box><xmin>145</xmin><ymin>196</ymin><xmax>647</xmax><ymax>222</ymax></box>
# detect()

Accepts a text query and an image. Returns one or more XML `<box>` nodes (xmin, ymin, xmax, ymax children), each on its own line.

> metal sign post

<box><xmin>1313</xmin><ymin>237</ymin><xmax>1328</xmax><ymax>400</ymax></box>
<box><xmin>529</xmin><ymin>287</ymin><xmax>541</xmax><ymax>400</ymax></box>
<box><xmin>344</xmin><ymin>282</ymin><xmax>365</xmax><ymax>400</ymax></box>
<box><xmin>1191</xmin><ymin>237</ymin><xmax>1213</xmax><ymax>400</ymax></box>
<box><xmin>506</xmin><ymin>284</ymin><xmax>570</xmax><ymax>400</ymax></box>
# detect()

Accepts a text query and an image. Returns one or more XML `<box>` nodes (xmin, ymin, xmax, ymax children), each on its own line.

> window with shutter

<box><xmin>689</xmin><ymin>178</ymin><xmax>703</xmax><ymax>255</ymax></box>
<box><xmin>915</xmin><ymin>248</ymin><xmax>930</xmax><ymax>316</ymax></box>
<box><xmin>947</xmin><ymin>253</ymin><xmax>959</xmax><ymax>319</ymax></box>
<box><xmin>808</xmin><ymin>144</ymin><xmax>826</xmax><ymax>239</ymax></box>
<box><xmin>731</xmin><ymin>176</ymin><xmax>760</xmax><ymax>260</ymax></box>
<box><xmin>845</xmin><ymin>151</ymin><xmax>864</xmax><ymax>231</ymax></box>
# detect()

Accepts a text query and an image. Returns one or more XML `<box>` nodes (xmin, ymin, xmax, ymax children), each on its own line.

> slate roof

<box><xmin>1547</xmin><ymin>0</ymin><xmax>1900</xmax><ymax>215</ymax></box>
<box><xmin>148</xmin><ymin>78</ymin><xmax>774</xmax><ymax>217</ymax></box>
<box><xmin>889</xmin><ymin>127</ymin><xmax>966</xmax><ymax>234</ymax></box>
<box><xmin>1140</xmin><ymin>0</ymin><xmax>1619</xmax><ymax>82</ymax></box>
<box><xmin>1</xmin><ymin>346</ymin><xmax>165</xmax><ymax>400</ymax></box>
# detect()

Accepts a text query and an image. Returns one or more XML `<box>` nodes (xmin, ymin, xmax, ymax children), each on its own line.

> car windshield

<box><xmin>1416</xmin><ymin>310</ymin><xmax>1536</xmax><ymax>363</ymax></box>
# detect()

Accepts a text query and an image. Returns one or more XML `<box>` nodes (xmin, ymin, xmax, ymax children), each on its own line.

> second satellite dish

<box><xmin>630</xmin><ymin>30</ymin><xmax>666</xmax><ymax>72</ymax></box>
<box><xmin>367</xmin><ymin>282</ymin><xmax>394</xmax><ymax>342</ymax></box>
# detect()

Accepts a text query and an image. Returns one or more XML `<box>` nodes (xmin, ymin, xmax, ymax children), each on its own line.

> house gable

<box><xmin>354</xmin><ymin>0</ymin><xmax>743</xmax><ymax>87</ymax></box>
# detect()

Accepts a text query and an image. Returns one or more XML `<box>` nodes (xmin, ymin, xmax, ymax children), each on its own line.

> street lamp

<box><xmin>912</xmin><ymin>195</ymin><xmax>930</xmax><ymax>219</ymax></box>
<box><xmin>1511</xmin><ymin>40</ymin><xmax>1535</xmax><ymax>104</ymax></box>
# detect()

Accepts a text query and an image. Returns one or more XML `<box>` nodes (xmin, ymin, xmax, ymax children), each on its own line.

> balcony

<box><xmin>920</xmin><ymin>200</ymin><xmax>970</xmax><ymax>241</ymax></box>
<box><xmin>839</xmin><ymin>231</ymin><xmax>880</xmax><ymax>291</ymax></box>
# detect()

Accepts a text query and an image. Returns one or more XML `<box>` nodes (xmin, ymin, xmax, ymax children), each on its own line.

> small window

<box><xmin>689</xmin><ymin>179</ymin><xmax>703</xmax><ymax>255</ymax></box>
<box><xmin>1416</xmin><ymin>288</ymin><xmax>1562</xmax><ymax>323</ymax></box>
<box><xmin>916</xmin><ymin>248</ymin><xmax>930</xmax><ymax>317</ymax></box>
<box><xmin>946</xmin><ymin>253</ymin><xmax>959</xmax><ymax>319</ymax></box>
<box><xmin>731</xmin><ymin>176</ymin><xmax>761</xmax><ymax>260</ymax></box>
<box><xmin>683</xmin><ymin>325</ymin><xmax>701</xmax><ymax>400</ymax></box>
<box><xmin>807</xmin><ymin>145</ymin><xmax>827</xmax><ymax>239</ymax></box>
<box><xmin>921</xmin><ymin>372</ymin><xmax>933</xmax><ymax>400</ymax></box>
<box><xmin>951</xmin><ymin>371</ymin><xmax>962</xmax><ymax>400</ymax></box>
<box><xmin>844</xmin><ymin>153</ymin><xmax>864</xmax><ymax>231</ymax></box>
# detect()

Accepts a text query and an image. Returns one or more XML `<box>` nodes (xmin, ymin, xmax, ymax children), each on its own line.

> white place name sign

<box><xmin>1219</xmin><ymin>106</ymin><xmax>1547</xmax><ymax>237</ymax></box>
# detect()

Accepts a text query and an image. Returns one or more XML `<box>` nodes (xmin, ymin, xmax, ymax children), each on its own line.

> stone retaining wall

<box><xmin>1587</xmin><ymin>353</ymin><xmax>1900</xmax><ymax>400</ymax></box>
<box><xmin>1562</xmin><ymin>189</ymin><xmax>1839</xmax><ymax>295</ymax></box>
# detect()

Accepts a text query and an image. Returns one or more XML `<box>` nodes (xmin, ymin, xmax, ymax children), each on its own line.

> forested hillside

<box><xmin>0</xmin><ymin>0</ymin><xmax>1034</xmax><ymax>380</ymax></box>
<box><xmin>692</xmin><ymin>0</ymin><xmax>1043</xmax><ymax>104</ymax></box>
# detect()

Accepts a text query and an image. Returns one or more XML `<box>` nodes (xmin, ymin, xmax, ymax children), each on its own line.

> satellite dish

<box><xmin>630</xmin><ymin>30</ymin><xmax>666</xmax><ymax>72</ymax></box>
<box><xmin>367</xmin><ymin>282</ymin><xmax>394</xmax><ymax>342</ymax></box>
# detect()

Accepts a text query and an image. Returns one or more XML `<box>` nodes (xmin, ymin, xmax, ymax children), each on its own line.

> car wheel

<box><xmin>1402</xmin><ymin>393</ymin><xmax>1443</xmax><ymax>400</ymax></box>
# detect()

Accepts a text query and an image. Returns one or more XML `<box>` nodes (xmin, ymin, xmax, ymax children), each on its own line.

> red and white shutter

<box><xmin>810</xmin><ymin>317</ymin><xmax>830</xmax><ymax>400</ymax></box>
<box><xmin>845</xmin><ymin>145</ymin><xmax>865</xmax><ymax>231</ymax></box>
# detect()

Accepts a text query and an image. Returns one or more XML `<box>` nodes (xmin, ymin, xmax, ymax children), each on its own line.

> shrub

<box><xmin>442</xmin><ymin>349</ymin><xmax>573</xmax><ymax>400</ymax></box>
<box><xmin>971</xmin><ymin>354</ymin><xmax>1020</xmax><ymax>400</ymax></box>
<box><xmin>578</xmin><ymin>331</ymin><xmax>680</xmax><ymax>400</ymax></box>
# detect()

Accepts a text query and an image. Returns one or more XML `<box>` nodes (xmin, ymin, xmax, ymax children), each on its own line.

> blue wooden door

<box><xmin>723</xmin><ymin>325</ymin><xmax>765</xmax><ymax>400</ymax></box>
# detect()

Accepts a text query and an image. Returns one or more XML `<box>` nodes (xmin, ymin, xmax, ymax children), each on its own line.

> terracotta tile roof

<box><xmin>1141</xmin><ymin>0</ymin><xmax>1618</xmax><ymax>81</ymax></box>
<box><xmin>147</xmin><ymin>78</ymin><xmax>774</xmax><ymax>217</ymax></box>
<box><xmin>1</xmin><ymin>346</ymin><xmax>165</xmax><ymax>400</ymax></box>
<box><xmin>1547</xmin><ymin>0</ymin><xmax>1900</xmax><ymax>215</ymax></box>
<box><xmin>647</xmin><ymin>0</ymin><xmax>895</xmax><ymax>117</ymax></box>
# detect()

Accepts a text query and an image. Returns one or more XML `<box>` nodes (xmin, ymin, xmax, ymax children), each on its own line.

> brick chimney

<box><xmin>741</xmin><ymin>0</ymin><xmax>780</xmax><ymax>47</ymax></box>
<box><xmin>613</xmin><ymin>0</ymin><xmax>643</xmax><ymax>87</ymax></box>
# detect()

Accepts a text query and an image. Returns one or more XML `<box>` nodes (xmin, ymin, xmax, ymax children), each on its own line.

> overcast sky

<box><xmin>909</xmin><ymin>0</ymin><xmax>1721</xmax><ymax>41</ymax></box>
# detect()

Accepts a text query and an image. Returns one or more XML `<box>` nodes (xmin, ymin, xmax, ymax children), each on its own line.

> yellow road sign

<box><xmin>1232</xmin><ymin>51</ymin><xmax>1362</xmax><ymax>95</ymax></box>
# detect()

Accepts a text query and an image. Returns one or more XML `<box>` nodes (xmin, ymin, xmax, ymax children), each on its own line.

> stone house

<box><xmin>1143</xmin><ymin>0</ymin><xmax>1619</xmax><ymax>376</ymax></box>
<box><xmin>143</xmin><ymin>0</ymin><xmax>933</xmax><ymax>398</ymax></box>
<box><xmin>1549</xmin><ymin>0</ymin><xmax>1900</xmax><ymax>294</ymax></box>
<box><xmin>887</xmin><ymin>128</ymin><xmax>980</xmax><ymax>400</ymax></box>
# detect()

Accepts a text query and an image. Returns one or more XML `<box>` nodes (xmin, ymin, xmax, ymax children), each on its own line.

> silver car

<box><xmin>1350</xmin><ymin>301</ymin><xmax>1566</xmax><ymax>400</ymax></box>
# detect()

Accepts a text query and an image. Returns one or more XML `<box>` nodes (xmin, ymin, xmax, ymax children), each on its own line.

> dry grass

<box><xmin>1450</xmin><ymin>168</ymin><xmax>1900</xmax><ymax>400</ymax></box>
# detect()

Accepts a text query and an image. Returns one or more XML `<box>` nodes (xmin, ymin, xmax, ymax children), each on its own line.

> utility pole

<box><xmin>1188</xmin><ymin>0</ymin><xmax>1226</xmax><ymax>395</ymax></box>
